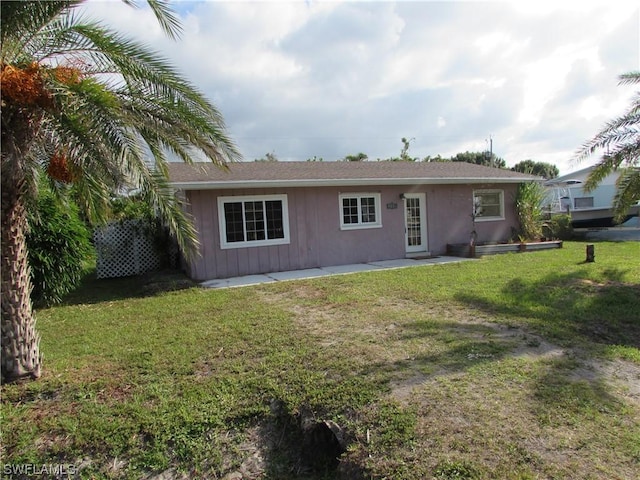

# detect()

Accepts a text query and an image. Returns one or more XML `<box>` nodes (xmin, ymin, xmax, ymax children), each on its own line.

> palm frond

<box><xmin>579</xmin><ymin>69</ymin><xmax>640</xmax><ymax>212</ymax></box>
<box><xmin>618</xmin><ymin>71</ymin><xmax>640</xmax><ymax>86</ymax></box>
<box><xmin>137</xmin><ymin>169</ymin><xmax>200</xmax><ymax>259</ymax></box>
<box><xmin>1</xmin><ymin>1</ymin><xmax>63</xmax><ymax>56</ymax></box>
<box><xmin>575</xmin><ymin>72</ymin><xmax>640</xmax><ymax>165</ymax></box>
<box><xmin>612</xmin><ymin>168</ymin><xmax>640</xmax><ymax>223</ymax></box>
<box><xmin>583</xmin><ymin>156</ymin><xmax>621</xmax><ymax>191</ymax></box>
<box><xmin>577</xmin><ymin>126</ymin><xmax>639</xmax><ymax>160</ymax></box>
<box><xmin>3</xmin><ymin>0</ymin><xmax>240</xmax><ymax>260</ymax></box>
<box><xmin>44</xmin><ymin>20</ymin><xmax>240</xmax><ymax>163</ymax></box>
<box><xmin>122</xmin><ymin>0</ymin><xmax>183</xmax><ymax>40</ymax></box>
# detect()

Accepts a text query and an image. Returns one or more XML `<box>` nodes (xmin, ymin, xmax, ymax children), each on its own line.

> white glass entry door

<box><xmin>404</xmin><ymin>193</ymin><xmax>428</xmax><ymax>254</ymax></box>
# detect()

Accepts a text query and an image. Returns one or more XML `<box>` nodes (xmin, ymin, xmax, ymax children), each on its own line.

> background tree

<box><xmin>1</xmin><ymin>0</ymin><xmax>240</xmax><ymax>383</ymax></box>
<box><xmin>399</xmin><ymin>137</ymin><xmax>417</xmax><ymax>161</ymax></box>
<box><xmin>343</xmin><ymin>152</ymin><xmax>368</xmax><ymax>162</ymax></box>
<box><xmin>512</xmin><ymin>159</ymin><xmax>559</xmax><ymax>179</ymax></box>
<box><xmin>449</xmin><ymin>151</ymin><xmax>506</xmax><ymax>168</ymax></box>
<box><xmin>382</xmin><ymin>137</ymin><xmax>417</xmax><ymax>162</ymax></box>
<box><xmin>422</xmin><ymin>154</ymin><xmax>445</xmax><ymax>162</ymax></box>
<box><xmin>575</xmin><ymin>71</ymin><xmax>640</xmax><ymax>221</ymax></box>
<box><xmin>254</xmin><ymin>152</ymin><xmax>278</xmax><ymax>162</ymax></box>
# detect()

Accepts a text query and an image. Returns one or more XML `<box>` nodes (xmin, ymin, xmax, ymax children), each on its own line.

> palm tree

<box><xmin>575</xmin><ymin>71</ymin><xmax>640</xmax><ymax>222</ymax></box>
<box><xmin>1</xmin><ymin>1</ymin><xmax>240</xmax><ymax>384</ymax></box>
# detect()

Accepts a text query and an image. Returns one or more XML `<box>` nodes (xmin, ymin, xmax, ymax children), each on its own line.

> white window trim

<box><xmin>473</xmin><ymin>189</ymin><xmax>505</xmax><ymax>222</ymax></box>
<box><xmin>339</xmin><ymin>192</ymin><xmax>383</xmax><ymax>230</ymax></box>
<box><xmin>217</xmin><ymin>194</ymin><xmax>290</xmax><ymax>249</ymax></box>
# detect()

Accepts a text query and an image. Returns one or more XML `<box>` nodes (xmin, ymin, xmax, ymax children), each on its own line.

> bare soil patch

<box><xmin>256</xmin><ymin>282</ymin><xmax>640</xmax><ymax>478</ymax></box>
<box><xmin>260</xmin><ymin>284</ymin><xmax>639</xmax><ymax>406</ymax></box>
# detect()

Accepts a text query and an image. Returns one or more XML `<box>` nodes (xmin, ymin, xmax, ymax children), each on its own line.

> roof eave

<box><xmin>169</xmin><ymin>177</ymin><xmax>536</xmax><ymax>190</ymax></box>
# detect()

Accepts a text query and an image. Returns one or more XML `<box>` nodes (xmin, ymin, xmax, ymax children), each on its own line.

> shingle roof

<box><xmin>167</xmin><ymin>161</ymin><xmax>538</xmax><ymax>189</ymax></box>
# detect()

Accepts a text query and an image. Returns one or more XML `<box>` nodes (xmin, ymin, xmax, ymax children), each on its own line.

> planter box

<box><xmin>447</xmin><ymin>240</ymin><xmax>563</xmax><ymax>258</ymax></box>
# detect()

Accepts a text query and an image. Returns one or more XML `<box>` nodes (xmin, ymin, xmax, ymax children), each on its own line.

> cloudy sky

<box><xmin>81</xmin><ymin>0</ymin><xmax>639</xmax><ymax>174</ymax></box>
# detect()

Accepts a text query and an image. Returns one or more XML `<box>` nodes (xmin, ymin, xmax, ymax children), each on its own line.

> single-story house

<box><xmin>168</xmin><ymin>161</ymin><xmax>538</xmax><ymax>281</ymax></box>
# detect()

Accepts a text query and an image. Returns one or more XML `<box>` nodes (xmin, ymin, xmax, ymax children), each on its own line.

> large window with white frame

<box><xmin>217</xmin><ymin>194</ymin><xmax>290</xmax><ymax>249</ymax></box>
<box><xmin>339</xmin><ymin>193</ymin><xmax>382</xmax><ymax>230</ymax></box>
<box><xmin>473</xmin><ymin>189</ymin><xmax>504</xmax><ymax>221</ymax></box>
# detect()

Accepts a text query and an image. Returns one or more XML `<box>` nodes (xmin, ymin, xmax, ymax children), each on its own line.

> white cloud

<box><xmin>78</xmin><ymin>0</ymin><xmax>639</xmax><ymax>173</ymax></box>
<box><xmin>474</xmin><ymin>32</ymin><xmax>531</xmax><ymax>59</ymax></box>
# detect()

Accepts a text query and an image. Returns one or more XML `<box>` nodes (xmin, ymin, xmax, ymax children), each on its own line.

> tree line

<box><xmin>255</xmin><ymin>138</ymin><xmax>560</xmax><ymax>179</ymax></box>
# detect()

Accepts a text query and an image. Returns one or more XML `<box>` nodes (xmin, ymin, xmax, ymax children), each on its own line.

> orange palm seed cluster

<box><xmin>0</xmin><ymin>62</ymin><xmax>52</xmax><ymax>108</ymax></box>
<box><xmin>47</xmin><ymin>152</ymin><xmax>75</xmax><ymax>184</ymax></box>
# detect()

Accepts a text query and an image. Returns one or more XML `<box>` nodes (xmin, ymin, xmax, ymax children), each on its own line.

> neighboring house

<box><xmin>544</xmin><ymin>165</ymin><xmax>640</xmax><ymax>227</ymax></box>
<box><xmin>168</xmin><ymin>161</ymin><xmax>537</xmax><ymax>281</ymax></box>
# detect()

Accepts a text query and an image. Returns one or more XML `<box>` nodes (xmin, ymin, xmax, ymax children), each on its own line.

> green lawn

<box><xmin>2</xmin><ymin>241</ymin><xmax>639</xmax><ymax>479</ymax></box>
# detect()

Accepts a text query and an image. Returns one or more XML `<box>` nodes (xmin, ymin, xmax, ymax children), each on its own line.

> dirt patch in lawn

<box><xmin>260</xmin><ymin>284</ymin><xmax>639</xmax><ymax>407</ymax></box>
<box><xmin>256</xmin><ymin>283</ymin><xmax>640</xmax><ymax>479</ymax></box>
<box><xmin>569</xmin><ymin>357</ymin><xmax>640</xmax><ymax>406</ymax></box>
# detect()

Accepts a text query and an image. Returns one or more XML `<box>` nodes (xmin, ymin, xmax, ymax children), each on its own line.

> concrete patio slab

<box><xmin>201</xmin><ymin>274</ymin><xmax>275</xmax><ymax>289</ymax></box>
<box><xmin>423</xmin><ymin>255</ymin><xmax>472</xmax><ymax>264</ymax></box>
<box><xmin>268</xmin><ymin>268</ymin><xmax>328</xmax><ymax>281</ymax></box>
<box><xmin>369</xmin><ymin>259</ymin><xmax>424</xmax><ymax>268</ymax></box>
<box><xmin>201</xmin><ymin>256</ymin><xmax>473</xmax><ymax>289</ymax></box>
<box><xmin>322</xmin><ymin>263</ymin><xmax>382</xmax><ymax>274</ymax></box>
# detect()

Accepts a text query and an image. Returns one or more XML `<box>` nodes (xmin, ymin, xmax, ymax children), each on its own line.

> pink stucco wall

<box><xmin>184</xmin><ymin>183</ymin><xmax>520</xmax><ymax>280</ymax></box>
<box><xmin>425</xmin><ymin>184</ymin><xmax>519</xmax><ymax>249</ymax></box>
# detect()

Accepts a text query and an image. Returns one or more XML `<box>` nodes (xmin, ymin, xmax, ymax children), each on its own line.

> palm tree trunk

<box><xmin>1</xmin><ymin>168</ymin><xmax>42</xmax><ymax>384</ymax></box>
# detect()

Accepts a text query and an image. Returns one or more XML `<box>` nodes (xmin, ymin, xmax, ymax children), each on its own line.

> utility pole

<box><xmin>486</xmin><ymin>135</ymin><xmax>493</xmax><ymax>168</ymax></box>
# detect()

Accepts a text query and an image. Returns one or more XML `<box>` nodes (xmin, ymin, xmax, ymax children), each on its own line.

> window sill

<box><xmin>220</xmin><ymin>238</ymin><xmax>290</xmax><ymax>250</ymax></box>
<box><xmin>339</xmin><ymin>223</ymin><xmax>383</xmax><ymax>231</ymax></box>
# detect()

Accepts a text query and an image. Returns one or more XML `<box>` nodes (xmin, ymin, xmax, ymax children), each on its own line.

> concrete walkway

<box><xmin>201</xmin><ymin>256</ymin><xmax>473</xmax><ymax>289</ymax></box>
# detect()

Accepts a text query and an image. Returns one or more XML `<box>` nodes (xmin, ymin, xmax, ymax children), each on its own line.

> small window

<box><xmin>574</xmin><ymin>197</ymin><xmax>594</xmax><ymax>209</ymax></box>
<box><xmin>218</xmin><ymin>195</ymin><xmax>290</xmax><ymax>249</ymax></box>
<box><xmin>339</xmin><ymin>193</ymin><xmax>382</xmax><ymax>230</ymax></box>
<box><xmin>473</xmin><ymin>189</ymin><xmax>504</xmax><ymax>221</ymax></box>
